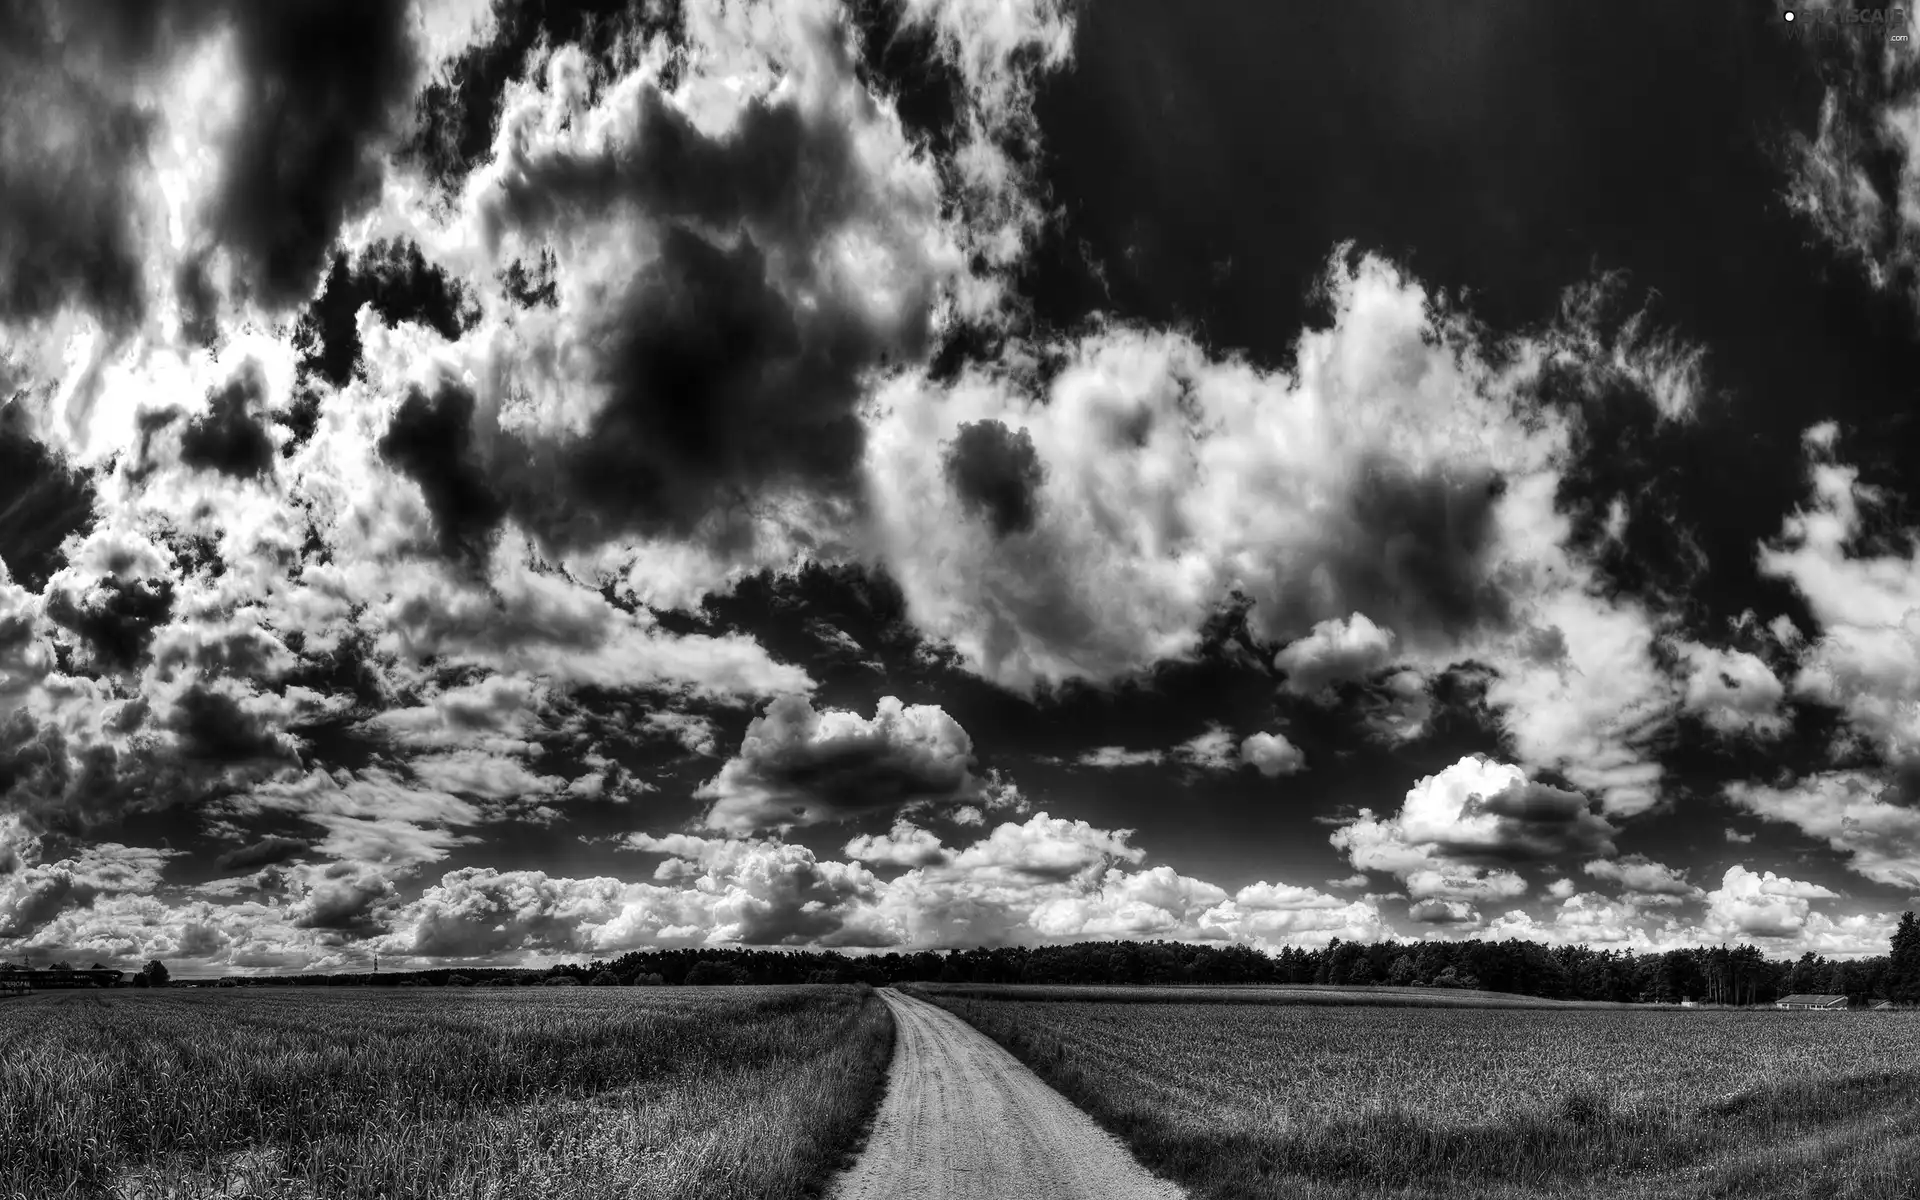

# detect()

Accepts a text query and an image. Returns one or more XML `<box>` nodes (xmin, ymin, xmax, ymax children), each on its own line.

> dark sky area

<box><xmin>3</xmin><ymin>0</ymin><xmax>1920</xmax><ymax>970</ymax></box>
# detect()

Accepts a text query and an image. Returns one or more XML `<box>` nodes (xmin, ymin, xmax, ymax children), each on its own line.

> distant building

<box><xmin>1872</xmin><ymin>1000</ymin><xmax>1896</xmax><ymax>1011</ymax></box>
<box><xmin>0</xmin><ymin>967</ymin><xmax>126</xmax><ymax>991</ymax></box>
<box><xmin>1775</xmin><ymin>993</ymin><xmax>1849</xmax><ymax>1010</ymax></box>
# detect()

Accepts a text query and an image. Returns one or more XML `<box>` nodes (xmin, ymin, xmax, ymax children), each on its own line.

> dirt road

<box><xmin>829</xmin><ymin>989</ymin><xmax>1188</xmax><ymax>1200</ymax></box>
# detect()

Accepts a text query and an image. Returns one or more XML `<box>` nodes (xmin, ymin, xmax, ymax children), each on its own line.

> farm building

<box><xmin>0</xmin><ymin>967</ymin><xmax>125</xmax><ymax>992</ymax></box>
<box><xmin>1774</xmin><ymin>993</ymin><xmax>1848</xmax><ymax>1011</ymax></box>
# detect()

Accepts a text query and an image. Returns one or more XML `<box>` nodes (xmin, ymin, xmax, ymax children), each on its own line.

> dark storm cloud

<box><xmin>178</xmin><ymin>364</ymin><xmax>275</xmax><ymax>480</ymax></box>
<box><xmin>215</xmin><ymin>834</ymin><xmax>308</xmax><ymax>871</ymax></box>
<box><xmin>289</xmin><ymin>864</ymin><xmax>395</xmax><ymax>935</ymax></box>
<box><xmin>206</xmin><ymin>0</ymin><xmax>421</xmax><ymax>308</ymax></box>
<box><xmin>0</xmin><ymin>716</ymin><xmax>128</xmax><ymax>833</ymax></box>
<box><xmin>1449</xmin><ymin>779</ymin><xmax>1617</xmax><ymax>863</ymax></box>
<box><xmin>45</xmin><ymin>576</ymin><xmax>174</xmax><ymax>674</ymax></box>
<box><xmin>0</xmin><ymin>0</ymin><xmax>170</xmax><ymax>327</ymax></box>
<box><xmin>944</xmin><ymin>419</ymin><xmax>1046</xmax><ymax>537</ymax></box>
<box><xmin>295</xmin><ymin>240</ymin><xmax>478</xmax><ymax>390</ymax></box>
<box><xmin>0</xmin><ymin>0</ymin><xmax>424</xmax><ymax>324</ymax></box>
<box><xmin>161</xmin><ymin>684</ymin><xmax>294</xmax><ymax>766</ymax></box>
<box><xmin>0</xmin><ymin>866</ymin><xmax>97</xmax><ymax>938</ymax></box>
<box><xmin>505</xmin><ymin>227</ymin><xmax>869</xmax><ymax>548</ymax></box>
<box><xmin>696</xmin><ymin>695</ymin><xmax>978</xmax><ymax>832</ymax></box>
<box><xmin>377</xmin><ymin>380</ymin><xmax>507</xmax><ymax>569</ymax></box>
<box><xmin>485</xmin><ymin>81</ymin><xmax>934</xmax><ymax>552</ymax></box>
<box><xmin>173</xmin><ymin>254</ymin><xmax>220</xmax><ymax>347</ymax></box>
<box><xmin>1311</xmin><ymin>458</ymin><xmax>1510</xmax><ymax>644</ymax></box>
<box><xmin>0</xmin><ymin>410</ymin><xmax>95</xmax><ymax>592</ymax></box>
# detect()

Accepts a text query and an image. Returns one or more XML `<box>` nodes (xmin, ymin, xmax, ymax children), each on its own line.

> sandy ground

<box><xmin>829</xmin><ymin>989</ymin><xmax>1188</xmax><ymax>1200</ymax></box>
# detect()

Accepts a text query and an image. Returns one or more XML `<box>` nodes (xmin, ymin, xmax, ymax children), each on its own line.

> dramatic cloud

<box><xmin>696</xmin><ymin>695</ymin><xmax>979</xmax><ymax>832</ymax></box>
<box><xmin>863</xmin><ymin>252</ymin><xmax>1688</xmax><ymax>813</ymax></box>
<box><xmin>1331</xmin><ymin>756</ymin><xmax>1616</xmax><ymax>909</ymax></box>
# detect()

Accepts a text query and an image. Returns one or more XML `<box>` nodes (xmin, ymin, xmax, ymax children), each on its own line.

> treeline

<box><xmin>233</xmin><ymin>913</ymin><xmax>1920</xmax><ymax>1006</ymax></box>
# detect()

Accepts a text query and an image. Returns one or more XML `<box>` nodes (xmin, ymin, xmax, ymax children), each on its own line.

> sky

<box><xmin>4</xmin><ymin>0</ymin><xmax>1920</xmax><ymax>973</ymax></box>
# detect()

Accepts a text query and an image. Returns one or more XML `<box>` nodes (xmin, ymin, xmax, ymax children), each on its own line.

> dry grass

<box><xmin>0</xmin><ymin>984</ymin><xmax>892</xmax><ymax>1200</ymax></box>
<box><xmin>923</xmin><ymin>990</ymin><xmax>1920</xmax><ymax>1200</ymax></box>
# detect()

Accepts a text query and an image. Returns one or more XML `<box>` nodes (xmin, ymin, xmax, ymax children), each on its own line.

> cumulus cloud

<box><xmin>863</xmin><ymin>251</ymin><xmax>1688</xmax><ymax>812</ymax></box>
<box><xmin>1408</xmin><ymin>898</ymin><xmax>1480</xmax><ymax>925</ymax></box>
<box><xmin>696</xmin><ymin>694</ymin><xmax>978</xmax><ymax>832</ymax></box>
<box><xmin>1702</xmin><ymin>864</ymin><xmax>1842</xmax><ymax>942</ymax></box>
<box><xmin>1240</xmin><ymin>730</ymin><xmax>1306</xmax><ymax>777</ymax></box>
<box><xmin>1274</xmin><ymin>613</ymin><xmax>1396</xmax><ymax>696</ymax></box>
<box><xmin>1331</xmin><ymin>757</ymin><xmax>1615</xmax><ymax>904</ymax></box>
<box><xmin>844</xmin><ymin>821</ymin><xmax>950</xmax><ymax>869</ymax></box>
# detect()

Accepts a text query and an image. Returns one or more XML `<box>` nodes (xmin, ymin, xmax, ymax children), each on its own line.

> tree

<box><xmin>1890</xmin><ymin>911</ymin><xmax>1920</xmax><ymax>1003</ymax></box>
<box><xmin>590</xmin><ymin>970</ymin><xmax>620</xmax><ymax>986</ymax></box>
<box><xmin>1826</xmin><ymin>960</ymin><xmax>1854</xmax><ymax>1002</ymax></box>
<box><xmin>1387</xmin><ymin>955</ymin><xmax>1418</xmax><ymax>986</ymax></box>
<box><xmin>1347</xmin><ymin>956</ymin><xmax>1375</xmax><ymax>986</ymax></box>
<box><xmin>685</xmin><ymin>960</ymin><xmax>747</xmax><ymax>986</ymax></box>
<box><xmin>142</xmin><ymin>961</ymin><xmax>170</xmax><ymax>988</ymax></box>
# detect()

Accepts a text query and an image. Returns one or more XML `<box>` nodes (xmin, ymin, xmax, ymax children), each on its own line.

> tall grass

<box><xmin>927</xmin><ymin>992</ymin><xmax>1920</xmax><ymax>1199</ymax></box>
<box><xmin>0</xmin><ymin>984</ymin><xmax>892</xmax><ymax>1200</ymax></box>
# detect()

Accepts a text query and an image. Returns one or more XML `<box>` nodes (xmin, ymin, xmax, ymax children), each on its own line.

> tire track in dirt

<box><xmin>828</xmin><ymin>989</ymin><xmax>1188</xmax><ymax>1200</ymax></box>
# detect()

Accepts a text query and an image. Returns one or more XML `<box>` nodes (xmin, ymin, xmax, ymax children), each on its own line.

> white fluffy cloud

<box><xmin>1701</xmin><ymin>864</ymin><xmax>1846</xmax><ymax>943</ymax></box>
<box><xmin>1676</xmin><ymin>641</ymin><xmax>1788</xmax><ymax>738</ymax></box>
<box><xmin>1330</xmin><ymin>756</ymin><xmax>1615</xmax><ymax>909</ymax></box>
<box><xmin>862</xmin><ymin>252</ymin><xmax>1689</xmax><ymax>813</ymax></box>
<box><xmin>1240</xmin><ymin>730</ymin><xmax>1306</xmax><ymax>778</ymax></box>
<box><xmin>1273</xmin><ymin>613</ymin><xmax>1396</xmax><ymax>696</ymax></box>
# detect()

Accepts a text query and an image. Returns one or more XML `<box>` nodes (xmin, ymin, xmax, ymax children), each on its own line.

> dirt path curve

<box><xmin>829</xmin><ymin>989</ymin><xmax>1188</xmax><ymax>1200</ymax></box>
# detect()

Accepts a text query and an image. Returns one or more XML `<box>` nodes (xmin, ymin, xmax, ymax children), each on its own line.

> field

<box><xmin>911</xmin><ymin>981</ymin><xmax>1639</xmax><ymax>1010</ymax></box>
<box><xmin>922</xmin><ymin>988</ymin><xmax>1920</xmax><ymax>1200</ymax></box>
<box><xmin>0</xmin><ymin>985</ymin><xmax>891</xmax><ymax>1200</ymax></box>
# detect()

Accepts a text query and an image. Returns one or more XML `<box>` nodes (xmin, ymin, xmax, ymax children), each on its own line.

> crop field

<box><xmin>927</xmin><ymin>990</ymin><xmax>1920</xmax><ymax>1200</ymax></box>
<box><xmin>911</xmin><ymin>981</ymin><xmax>1639</xmax><ymax>1010</ymax></box>
<box><xmin>0</xmin><ymin>985</ymin><xmax>891</xmax><ymax>1200</ymax></box>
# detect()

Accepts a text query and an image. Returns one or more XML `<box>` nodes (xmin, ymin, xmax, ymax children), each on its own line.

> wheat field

<box><xmin>927</xmin><ymin>991</ymin><xmax>1920</xmax><ymax>1199</ymax></box>
<box><xmin>0</xmin><ymin>984</ymin><xmax>891</xmax><ymax>1200</ymax></box>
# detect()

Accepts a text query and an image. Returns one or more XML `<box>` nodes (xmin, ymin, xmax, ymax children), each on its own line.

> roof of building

<box><xmin>1775</xmin><ymin>994</ymin><xmax>1849</xmax><ymax>1005</ymax></box>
